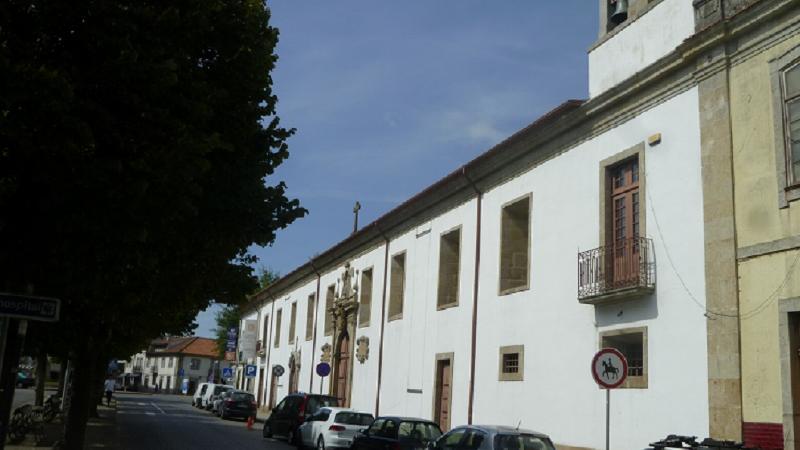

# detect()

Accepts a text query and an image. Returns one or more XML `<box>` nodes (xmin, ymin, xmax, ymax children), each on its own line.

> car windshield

<box><xmin>213</xmin><ymin>386</ymin><xmax>229</xmax><ymax>394</ymax></box>
<box><xmin>493</xmin><ymin>434</ymin><xmax>555</xmax><ymax>450</ymax></box>
<box><xmin>231</xmin><ymin>392</ymin><xmax>254</xmax><ymax>402</ymax></box>
<box><xmin>398</xmin><ymin>422</ymin><xmax>442</xmax><ymax>442</ymax></box>
<box><xmin>334</xmin><ymin>412</ymin><xmax>373</xmax><ymax>426</ymax></box>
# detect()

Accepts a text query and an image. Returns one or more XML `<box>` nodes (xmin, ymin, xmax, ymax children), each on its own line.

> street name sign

<box><xmin>591</xmin><ymin>348</ymin><xmax>628</xmax><ymax>389</ymax></box>
<box><xmin>316</xmin><ymin>362</ymin><xmax>331</xmax><ymax>377</ymax></box>
<box><xmin>245</xmin><ymin>364</ymin><xmax>257</xmax><ymax>378</ymax></box>
<box><xmin>272</xmin><ymin>364</ymin><xmax>284</xmax><ymax>377</ymax></box>
<box><xmin>0</xmin><ymin>293</ymin><xmax>60</xmax><ymax>322</ymax></box>
<box><xmin>222</xmin><ymin>367</ymin><xmax>233</xmax><ymax>378</ymax></box>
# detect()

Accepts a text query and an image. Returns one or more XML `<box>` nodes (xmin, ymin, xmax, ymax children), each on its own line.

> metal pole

<box><xmin>605</xmin><ymin>388</ymin><xmax>610</xmax><ymax>450</ymax></box>
<box><xmin>319</xmin><ymin>376</ymin><xmax>323</xmax><ymax>395</ymax></box>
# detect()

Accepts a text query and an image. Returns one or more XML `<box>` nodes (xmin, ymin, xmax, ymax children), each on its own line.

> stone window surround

<box><xmin>498</xmin><ymin>345</ymin><xmax>524</xmax><ymax>382</ymax></box>
<box><xmin>769</xmin><ymin>45</ymin><xmax>800</xmax><ymax>208</ymax></box>
<box><xmin>437</xmin><ymin>225</ymin><xmax>462</xmax><ymax>311</ymax></box>
<box><xmin>358</xmin><ymin>266</ymin><xmax>374</xmax><ymax>328</ymax></box>
<box><xmin>306</xmin><ymin>293</ymin><xmax>315</xmax><ymax>341</ymax></box>
<box><xmin>498</xmin><ymin>193</ymin><xmax>532</xmax><ymax>296</ymax></box>
<box><xmin>388</xmin><ymin>251</ymin><xmax>407</xmax><ymax>322</ymax></box>
<box><xmin>288</xmin><ymin>302</ymin><xmax>297</xmax><ymax>345</ymax></box>
<box><xmin>599</xmin><ymin>326</ymin><xmax>648</xmax><ymax>389</ymax></box>
<box><xmin>599</xmin><ymin>142</ymin><xmax>647</xmax><ymax>249</ymax></box>
<box><xmin>274</xmin><ymin>308</ymin><xmax>282</xmax><ymax>348</ymax></box>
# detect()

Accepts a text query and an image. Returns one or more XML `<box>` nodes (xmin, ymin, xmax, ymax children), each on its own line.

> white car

<box><xmin>202</xmin><ymin>383</ymin><xmax>234</xmax><ymax>410</ymax></box>
<box><xmin>298</xmin><ymin>407</ymin><xmax>374</xmax><ymax>450</ymax></box>
<box><xmin>192</xmin><ymin>382</ymin><xmax>209</xmax><ymax>407</ymax></box>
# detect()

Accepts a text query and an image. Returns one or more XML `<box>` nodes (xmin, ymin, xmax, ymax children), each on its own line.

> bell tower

<box><xmin>589</xmin><ymin>0</ymin><xmax>697</xmax><ymax>97</ymax></box>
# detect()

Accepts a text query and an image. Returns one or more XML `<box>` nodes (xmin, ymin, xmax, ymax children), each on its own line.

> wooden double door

<box><xmin>434</xmin><ymin>358</ymin><xmax>452</xmax><ymax>431</ymax></box>
<box><xmin>609</xmin><ymin>157</ymin><xmax>640</xmax><ymax>287</ymax></box>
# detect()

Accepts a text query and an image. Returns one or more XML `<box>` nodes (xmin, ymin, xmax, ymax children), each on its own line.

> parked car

<box><xmin>262</xmin><ymin>393</ymin><xmax>340</xmax><ymax>443</ymax></box>
<box><xmin>217</xmin><ymin>390</ymin><xmax>257</xmax><ymax>420</ymax></box>
<box><xmin>431</xmin><ymin>426</ymin><xmax>555</xmax><ymax>450</ymax></box>
<box><xmin>352</xmin><ymin>417</ymin><xmax>442</xmax><ymax>450</ymax></box>
<box><xmin>213</xmin><ymin>390</ymin><xmax>233</xmax><ymax>416</ymax></box>
<box><xmin>16</xmin><ymin>371</ymin><xmax>35</xmax><ymax>388</ymax></box>
<box><xmin>297</xmin><ymin>407</ymin><xmax>374</xmax><ymax>450</ymax></box>
<box><xmin>209</xmin><ymin>385</ymin><xmax>234</xmax><ymax>412</ymax></box>
<box><xmin>203</xmin><ymin>383</ymin><xmax>234</xmax><ymax>410</ymax></box>
<box><xmin>192</xmin><ymin>382</ymin><xmax>209</xmax><ymax>407</ymax></box>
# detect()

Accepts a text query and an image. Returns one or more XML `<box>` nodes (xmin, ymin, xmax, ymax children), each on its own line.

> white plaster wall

<box><xmin>588</xmin><ymin>0</ymin><xmax>695</xmax><ymax>97</ymax></box>
<box><xmin>474</xmin><ymin>87</ymin><xmax>708</xmax><ymax>449</ymax></box>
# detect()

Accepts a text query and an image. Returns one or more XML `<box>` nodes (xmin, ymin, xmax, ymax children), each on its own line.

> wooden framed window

<box><xmin>288</xmin><ymin>302</ymin><xmax>297</xmax><ymax>345</ymax></box>
<box><xmin>305</xmin><ymin>293</ymin><xmax>315</xmax><ymax>341</ymax></box>
<box><xmin>499</xmin><ymin>195</ymin><xmax>531</xmax><ymax>295</ymax></box>
<box><xmin>782</xmin><ymin>62</ymin><xmax>800</xmax><ymax>188</ymax></box>
<box><xmin>498</xmin><ymin>345</ymin><xmax>524</xmax><ymax>381</ymax></box>
<box><xmin>388</xmin><ymin>252</ymin><xmax>406</xmax><ymax>321</ymax></box>
<box><xmin>274</xmin><ymin>309</ymin><xmax>282</xmax><ymax>348</ymax></box>
<box><xmin>324</xmin><ymin>285</ymin><xmax>335</xmax><ymax>336</ymax></box>
<box><xmin>437</xmin><ymin>228</ymin><xmax>461</xmax><ymax>310</ymax></box>
<box><xmin>358</xmin><ymin>268</ymin><xmax>373</xmax><ymax>327</ymax></box>
<box><xmin>608</xmin><ymin>157</ymin><xmax>641</xmax><ymax>286</ymax></box>
<box><xmin>600</xmin><ymin>327</ymin><xmax>648</xmax><ymax>388</ymax></box>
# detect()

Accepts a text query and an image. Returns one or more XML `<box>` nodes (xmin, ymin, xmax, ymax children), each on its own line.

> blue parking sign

<box><xmin>222</xmin><ymin>367</ymin><xmax>233</xmax><ymax>378</ymax></box>
<box><xmin>245</xmin><ymin>364</ymin><xmax>257</xmax><ymax>378</ymax></box>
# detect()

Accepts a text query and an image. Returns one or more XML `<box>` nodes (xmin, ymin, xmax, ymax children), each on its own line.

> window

<box><xmin>499</xmin><ymin>196</ymin><xmax>531</xmax><ymax>294</ymax></box>
<box><xmin>263</xmin><ymin>314</ymin><xmax>270</xmax><ymax>347</ymax></box>
<box><xmin>600</xmin><ymin>327</ymin><xmax>648</xmax><ymax>388</ymax></box>
<box><xmin>783</xmin><ymin>62</ymin><xmax>800</xmax><ymax>187</ymax></box>
<box><xmin>462</xmin><ymin>431</ymin><xmax>487</xmax><ymax>450</ymax></box>
<box><xmin>398</xmin><ymin>421</ymin><xmax>443</xmax><ymax>440</ymax></box>
<box><xmin>389</xmin><ymin>252</ymin><xmax>406</xmax><ymax>320</ymax></box>
<box><xmin>306</xmin><ymin>293</ymin><xmax>315</xmax><ymax>341</ymax></box>
<box><xmin>289</xmin><ymin>302</ymin><xmax>297</xmax><ymax>344</ymax></box>
<box><xmin>168</xmin><ymin>357</ymin><xmax>174</xmax><ymax>368</ymax></box>
<box><xmin>608</xmin><ymin>157</ymin><xmax>641</xmax><ymax>285</ymax></box>
<box><xmin>160</xmin><ymin>358</ymin><xmax>165</xmax><ymax>368</ymax></box>
<box><xmin>359</xmin><ymin>268</ymin><xmax>373</xmax><ymax>327</ymax></box>
<box><xmin>325</xmin><ymin>285</ymin><xmax>335</xmax><ymax>336</ymax></box>
<box><xmin>441</xmin><ymin>429</ymin><xmax>467</xmax><ymax>450</ymax></box>
<box><xmin>437</xmin><ymin>228</ymin><xmax>461</xmax><ymax>309</ymax></box>
<box><xmin>493</xmin><ymin>434</ymin><xmax>555</xmax><ymax>450</ymax></box>
<box><xmin>335</xmin><ymin>412</ymin><xmax>374</xmax><ymax>425</ymax></box>
<box><xmin>190</xmin><ymin>358</ymin><xmax>201</xmax><ymax>370</ymax></box>
<box><xmin>274</xmin><ymin>309</ymin><xmax>282</xmax><ymax>347</ymax></box>
<box><xmin>368</xmin><ymin>419</ymin><xmax>386</xmax><ymax>436</ymax></box>
<box><xmin>498</xmin><ymin>345</ymin><xmax>524</xmax><ymax>381</ymax></box>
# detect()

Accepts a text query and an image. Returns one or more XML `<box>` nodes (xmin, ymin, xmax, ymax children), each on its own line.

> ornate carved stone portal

<box><xmin>330</xmin><ymin>262</ymin><xmax>359</xmax><ymax>407</ymax></box>
<box><xmin>356</xmin><ymin>336</ymin><xmax>369</xmax><ymax>364</ymax></box>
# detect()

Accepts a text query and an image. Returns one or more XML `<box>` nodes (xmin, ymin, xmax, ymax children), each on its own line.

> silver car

<box><xmin>431</xmin><ymin>426</ymin><xmax>555</xmax><ymax>450</ymax></box>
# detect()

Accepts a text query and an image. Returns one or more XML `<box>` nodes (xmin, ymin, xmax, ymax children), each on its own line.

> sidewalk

<box><xmin>6</xmin><ymin>402</ymin><xmax>118</xmax><ymax>449</ymax></box>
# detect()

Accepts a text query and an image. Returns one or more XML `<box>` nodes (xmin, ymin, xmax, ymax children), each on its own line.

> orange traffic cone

<box><xmin>247</xmin><ymin>416</ymin><xmax>254</xmax><ymax>430</ymax></box>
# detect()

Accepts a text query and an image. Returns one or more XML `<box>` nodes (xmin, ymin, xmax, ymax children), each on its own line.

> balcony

<box><xmin>578</xmin><ymin>237</ymin><xmax>655</xmax><ymax>305</ymax></box>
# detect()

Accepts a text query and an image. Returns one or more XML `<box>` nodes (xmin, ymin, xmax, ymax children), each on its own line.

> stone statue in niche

<box><xmin>356</xmin><ymin>336</ymin><xmax>369</xmax><ymax>364</ymax></box>
<box><xmin>320</xmin><ymin>343</ymin><xmax>332</xmax><ymax>363</ymax></box>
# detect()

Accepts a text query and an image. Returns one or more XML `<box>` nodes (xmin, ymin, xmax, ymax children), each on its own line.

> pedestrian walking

<box><xmin>104</xmin><ymin>376</ymin><xmax>116</xmax><ymax>406</ymax></box>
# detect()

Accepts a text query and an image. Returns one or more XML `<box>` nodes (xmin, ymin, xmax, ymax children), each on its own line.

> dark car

<box><xmin>16</xmin><ymin>371</ymin><xmax>35</xmax><ymax>388</ymax></box>
<box><xmin>218</xmin><ymin>390</ymin><xmax>257</xmax><ymax>420</ymax></box>
<box><xmin>431</xmin><ymin>426</ymin><xmax>555</xmax><ymax>450</ymax></box>
<box><xmin>262</xmin><ymin>393</ymin><xmax>339</xmax><ymax>443</ymax></box>
<box><xmin>353</xmin><ymin>417</ymin><xmax>442</xmax><ymax>450</ymax></box>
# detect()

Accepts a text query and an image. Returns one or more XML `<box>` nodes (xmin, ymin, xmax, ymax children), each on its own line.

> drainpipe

<box><xmin>309</xmin><ymin>262</ymin><xmax>322</xmax><ymax>393</ymax></box>
<box><xmin>462</xmin><ymin>168</ymin><xmax>482</xmax><ymax>425</ymax></box>
<box><xmin>374</xmin><ymin>223</ymin><xmax>391</xmax><ymax>417</ymax></box>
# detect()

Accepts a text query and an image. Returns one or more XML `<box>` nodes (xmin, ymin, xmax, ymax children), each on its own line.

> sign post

<box><xmin>591</xmin><ymin>348</ymin><xmax>628</xmax><ymax>450</ymax></box>
<box><xmin>316</xmin><ymin>363</ymin><xmax>330</xmax><ymax>395</ymax></box>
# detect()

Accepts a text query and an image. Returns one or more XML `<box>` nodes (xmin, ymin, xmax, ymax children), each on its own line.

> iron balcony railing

<box><xmin>578</xmin><ymin>236</ymin><xmax>655</xmax><ymax>301</ymax></box>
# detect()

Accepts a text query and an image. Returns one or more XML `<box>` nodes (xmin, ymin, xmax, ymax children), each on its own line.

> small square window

<box><xmin>600</xmin><ymin>327</ymin><xmax>648</xmax><ymax>389</ymax></box>
<box><xmin>498</xmin><ymin>345</ymin><xmax>524</xmax><ymax>381</ymax></box>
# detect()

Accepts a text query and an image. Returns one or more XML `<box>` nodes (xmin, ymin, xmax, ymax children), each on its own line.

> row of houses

<box><xmin>233</xmin><ymin>1</ymin><xmax>800</xmax><ymax>449</ymax></box>
<box><xmin>121</xmin><ymin>336</ymin><xmax>221</xmax><ymax>394</ymax></box>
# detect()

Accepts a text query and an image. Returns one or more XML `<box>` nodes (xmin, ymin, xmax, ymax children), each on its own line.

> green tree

<box><xmin>0</xmin><ymin>1</ymin><xmax>305</xmax><ymax>447</ymax></box>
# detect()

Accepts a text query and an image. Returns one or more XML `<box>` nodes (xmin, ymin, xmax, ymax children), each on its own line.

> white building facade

<box><xmin>239</xmin><ymin>1</ymin><xmax>762</xmax><ymax>448</ymax></box>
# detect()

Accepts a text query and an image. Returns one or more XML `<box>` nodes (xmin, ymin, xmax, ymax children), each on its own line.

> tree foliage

<box><xmin>0</xmin><ymin>1</ymin><xmax>304</xmax><ymax>447</ymax></box>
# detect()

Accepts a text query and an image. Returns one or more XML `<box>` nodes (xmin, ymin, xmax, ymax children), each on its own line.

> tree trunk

<box><xmin>88</xmin><ymin>356</ymin><xmax>106</xmax><ymax>418</ymax></box>
<box><xmin>62</xmin><ymin>346</ymin><xmax>96</xmax><ymax>450</ymax></box>
<box><xmin>57</xmin><ymin>357</ymin><xmax>67</xmax><ymax>395</ymax></box>
<box><xmin>34</xmin><ymin>350</ymin><xmax>47</xmax><ymax>406</ymax></box>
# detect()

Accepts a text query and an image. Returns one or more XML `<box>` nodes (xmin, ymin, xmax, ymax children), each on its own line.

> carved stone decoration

<box><xmin>289</xmin><ymin>349</ymin><xmax>301</xmax><ymax>370</ymax></box>
<box><xmin>356</xmin><ymin>336</ymin><xmax>369</xmax><ymax>364</ymax></box>
<box><xmin>328</xmin><ymin>262</ymin><xmax>361</xmax><ymax>407</ymax></box>
<box><xmin>320</xmin><ymin>343</ymin><xmax>332</xmax><ymax>363</ymax></box>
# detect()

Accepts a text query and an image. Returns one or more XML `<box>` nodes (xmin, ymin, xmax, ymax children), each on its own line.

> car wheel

<box><xmin>317</xmin><ymin>436</ymin><xmax>325</xmax><ymax>450</ymax></box>
<box><xmin>263</xmin><ymin>423</ymin><xmax>273</xmax><ymax>439</ymax></box>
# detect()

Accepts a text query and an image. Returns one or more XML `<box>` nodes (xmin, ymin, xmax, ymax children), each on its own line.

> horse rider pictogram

<box><xmin>602</xmin><ymin>357</ymin><xmax>619</xmax><ymax>380</ymax></box>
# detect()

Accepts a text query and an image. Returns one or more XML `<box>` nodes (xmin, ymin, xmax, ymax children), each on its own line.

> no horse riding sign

<box><xmin>591</xmin><ymin>348</ymin><xmax>628</xmax><ymax>389</ymax></box>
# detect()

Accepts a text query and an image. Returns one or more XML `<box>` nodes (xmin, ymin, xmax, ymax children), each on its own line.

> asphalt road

<box><xmin>116</xmin><ymin>392</ymin><xmax>290</xmax><ymax>450</ymax></box>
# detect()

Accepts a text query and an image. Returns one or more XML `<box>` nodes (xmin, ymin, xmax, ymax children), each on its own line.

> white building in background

<box><xmin>122</xmin><ymin>336</ymin><xmax>222</xmax><ymax>394</ymax></box>
<box><xmin>235</xmin><ymin>1</ymin><xmax>792</xmax><ymax>448</ymax></box>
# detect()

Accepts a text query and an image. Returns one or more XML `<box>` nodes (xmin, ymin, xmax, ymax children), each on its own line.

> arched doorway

<box><xmin>333</xmin><ymin>331</ymin><xmax>351</xmax><ymax>407</ymax></box>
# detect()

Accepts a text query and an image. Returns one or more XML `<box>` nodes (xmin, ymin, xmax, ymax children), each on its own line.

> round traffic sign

<box><xmin>316</xmin><ymin>362</ymin><xmax>331</xmax><ymax>377</ymax></box>
<box><xmin>272</xmin><ymin>364</ymin><xmax>285</xmax><ymax>377</ymax></box>
<box><xmin>591</xmin><ymin>348</ymin><xmax>628</xmax><ymax>389</ymax></box>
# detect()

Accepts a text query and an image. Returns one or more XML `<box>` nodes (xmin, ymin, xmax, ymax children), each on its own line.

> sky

<box><xmin>194</xmin><ymin>1</ymin><xmax>599</xmax><ymax>338</ymax></box>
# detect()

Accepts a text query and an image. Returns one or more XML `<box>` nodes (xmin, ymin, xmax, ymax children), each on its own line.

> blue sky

<box><xmin>195</xmin><ymin>1</ymin><xmax>599</xmax><ymax>338</ymax></box>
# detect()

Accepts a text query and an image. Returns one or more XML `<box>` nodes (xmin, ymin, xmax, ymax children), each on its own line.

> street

<box><xmin>116</xmin><ymin>393</ymin><xmax>286</xmax><ymax>450</ymax></box>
